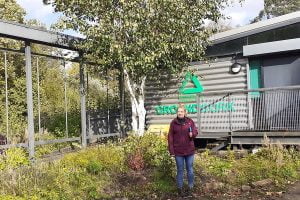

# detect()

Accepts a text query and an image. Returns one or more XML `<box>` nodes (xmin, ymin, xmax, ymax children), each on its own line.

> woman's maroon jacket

<box><xmin>168</xmin><ymin>117</ymin><xmax>198</xmax><ymax>156</ymax></box>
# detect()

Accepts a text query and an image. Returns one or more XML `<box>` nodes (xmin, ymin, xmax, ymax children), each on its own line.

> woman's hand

<box><xmin>189</xmin><ymin>132</ymin><xmax>193</xmax><ymax>138</ymax></box>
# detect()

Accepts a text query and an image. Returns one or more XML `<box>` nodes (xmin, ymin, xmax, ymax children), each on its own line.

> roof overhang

<box><xmin>0</xmin><ymin>19</ymin><xmax>83</xmax><ymax>50</ymax></box>
<box><xmin>243</xmin><ymin>38</ymin><xmax>300</xmax><ymax>57</ymax></box>
<box><xmin>210</xmin><ymin>11</ymin><xmax>300</xmax><ymax>45</ymax></box>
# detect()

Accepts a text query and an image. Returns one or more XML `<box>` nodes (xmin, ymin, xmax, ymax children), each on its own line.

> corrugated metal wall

<box><xmin>145</xmin><ymin>57</ymin><xmax>249</xmax><ymax>129</ymax></box>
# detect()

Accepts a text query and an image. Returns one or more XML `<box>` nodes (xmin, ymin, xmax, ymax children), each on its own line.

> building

<box><xmin>146</xmin><ymin>11</ymin><xmax>300</xmax><ymax>146</ymax></box>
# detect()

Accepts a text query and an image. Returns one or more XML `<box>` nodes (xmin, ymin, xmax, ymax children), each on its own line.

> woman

<box><xmin>168</xmin><ymin>104</ymin><xmax>198</xmax><ymax>197</ymax></box>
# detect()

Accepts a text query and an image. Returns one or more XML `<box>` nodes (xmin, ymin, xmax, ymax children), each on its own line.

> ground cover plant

<box><xmin>0</xmin><ymin>134</ymin><xmax>299</xmax><ymax>199</ymax></box>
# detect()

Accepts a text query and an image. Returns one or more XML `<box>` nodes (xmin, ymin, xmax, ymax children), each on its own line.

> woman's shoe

<box><xmin>178</xmin><ymin>188</ymin><xmax>184</xmax><ymax>197</ymax></box>
<box><xmin>185</xmin><ymin>187</ymin><xmax>193</xmax><ymax>198</ymax></box>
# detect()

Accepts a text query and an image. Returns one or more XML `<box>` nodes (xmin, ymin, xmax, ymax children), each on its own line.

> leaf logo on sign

<box><xmin>179</xmin><ymin>72</ymin><xmax>204</xmax><ymax>94</ymax></box>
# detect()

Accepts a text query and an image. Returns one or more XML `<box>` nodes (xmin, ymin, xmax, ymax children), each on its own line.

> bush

<box><xmin>62</xmin><ymin>144</ymin><xmax>126</xmax><ymax>173</ymax></box>
<box><xmin>196</xmin><ymin>150</ymin><xmax>233</xmax><ymax>180</ymax></box>
<box><xmin>127</xmin><ymin>148</ymin><xmax>145</xmax><ymax>170</ymax></box>
<box><xmin>123</xmin><ymin>133</ymin><xmax>174</xmax><ymax>172</ymax></box>
<box><xmin>0</xmin><ymin>195</ymin><xmax>27</xmax><ymax>200</ymax></box>
<box><xmin>232</xmin><ymin>146</ymin><xmax>300</xmax><ymax>185</ymax></box>
<box><xmin>198</xmin><ymin>145</ymin><xmax>300</xmax><ymax>186</ymax></box>
<box><xmin>0</xmin><ymin>148</ymin><xmax>29</xmax><ymax>170</ymax></box>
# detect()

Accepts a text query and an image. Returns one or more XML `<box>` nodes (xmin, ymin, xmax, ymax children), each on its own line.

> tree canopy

<box><xmin>46</xmin><ymin>0</ymin><xmax>228</xmax><ymax>82</ymax></box>
<box><xmin>251</xmin><ymin>0</ymin><xmax>300</xmax><ymax>23</ymax></box>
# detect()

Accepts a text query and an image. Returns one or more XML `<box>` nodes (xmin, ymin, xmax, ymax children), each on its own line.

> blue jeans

<box><xmin>175</xmin><ymin>154</ymin><xmax>194</xmax><ymax>189</ymax></box>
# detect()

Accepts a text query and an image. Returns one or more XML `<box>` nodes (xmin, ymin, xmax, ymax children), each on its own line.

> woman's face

<box><xmin>177</xmin><ymin>107</ymin><xmax>185</xmax><ymax>118</ymax></box>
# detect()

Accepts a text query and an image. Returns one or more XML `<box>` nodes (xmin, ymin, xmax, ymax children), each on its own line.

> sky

<box><xmin>16</xmin><ymin>0</ymin><xmax>264</xmax><ymax>37</ymax></box>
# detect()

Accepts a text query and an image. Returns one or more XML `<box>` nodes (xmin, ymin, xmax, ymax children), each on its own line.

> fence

<box><xmin>88</xmin><ymin>109</ymin><xmax>132</xmax><ymax>135</ymax></box>
<box><xmin>197</xmin><ymin>85</ymin><xmax>300</xmax><ymax>134</ymax></box>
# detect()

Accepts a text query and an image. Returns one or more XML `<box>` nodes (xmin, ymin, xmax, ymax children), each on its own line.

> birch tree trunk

<box><xmin>131</xmin><ymin>96</ymin><xmax>138</xmax><ymax>133</ymax></box>
<box><xmin>124</xmin><ymin>69</ymin><xmax>147</xmax><ymax>136</ymax></box>
<box><xmin>137</xmin><ymin>77</ymin><xmax>146</xmax><ymax>136</ymax></box>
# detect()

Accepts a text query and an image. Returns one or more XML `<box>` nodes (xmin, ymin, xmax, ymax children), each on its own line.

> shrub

<box><xmin>0</xmin><ymin>148</ymin><xmax>29</xmax><ymax>170</ymax></box>
<box><xmin>196</xmin><ymin>150</ymin><xmax>233</xmax><ymax>180</ymax></box>
<box><xmin>62</xmin><ymin>143</ymin><xmax>126</xmax><ymax>173</ymax></box>
<box><xmin>197</xmin><ymin>145</ymin><xmax>300</xmax><ymax>186</ymax></box>
<box><xmin>123</xmin><ymin>133</ymin><xmax>174</xmax><ymax>172</ymax></box>
<box><xmin>0</xmin><ymin>195</ymin><xmax>27</xmax><ymax>200</ymax></box>
<box><xmin>127</xmin><ymin>148</ymin><xmax>145</xmax><ymax>171</ymax></box>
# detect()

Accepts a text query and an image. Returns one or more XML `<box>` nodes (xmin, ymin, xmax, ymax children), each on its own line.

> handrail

<box><xmin>198</xmin><ymin>85</ymin><xmax>300</xmax><ymax>96</ymax></box>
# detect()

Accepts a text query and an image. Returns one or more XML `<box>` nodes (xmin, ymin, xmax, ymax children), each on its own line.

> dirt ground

<box><xmin>110</xmin><ymin>169</ymin><xmax>300</xmax><ymax>200</ymax></box>
<box><xmin>277</xmin><ymin>182</ymin><xmax>300</xmax><ymax>200</ymax></box>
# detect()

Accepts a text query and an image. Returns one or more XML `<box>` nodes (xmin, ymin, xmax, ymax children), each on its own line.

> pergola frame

<box><xmin>0</xmin><ymin>19</ymin><xmax>88</xmax><ymax>160</ymax></box>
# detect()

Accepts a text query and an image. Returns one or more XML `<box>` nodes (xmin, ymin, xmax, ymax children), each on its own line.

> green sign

<box><xmin>178</xmin><ymin>72</ymin><xmax>204</xmax><ymax>102</ymax></box>
<box><xmin>179</xmin><ymin>72</ymin><xmax>204</xmax><ymax>95</ymax></box>
<box><xmin>155</xmin><ymin>102</ymin><xmax>235</xmax><ymax>115</ymax></box>
<box><xmin>153</xmin><ymin>72</ymin><xmax>236</xmax><ymax>115</ymax></box>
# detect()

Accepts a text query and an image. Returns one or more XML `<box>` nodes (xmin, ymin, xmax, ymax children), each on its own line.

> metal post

<box><xmin>36</xmin><ymin>57</ymin><xmax>41</xmax><ymax>136</ymax></box>
<box><xmin>246</xmin><ymin>63</ymin><xmax>253</xmax><ymax>129</ymax></box>
<box><xmin>228</xmin><ymin>94</ymin><xmax>232</xmax><ymax>131</ymax></box>
<box><xmin>106</xmin><ymin>70</ymin><xmax>110</xmax><ymax>134</ymax></box>
<box><xmin>197</xmin><ymin>93</ymin><xmax>201</xmax><ymax>135</ymax></box>
<box><xmin>4</xmin><ymin>51</ymin><xmax>9</xmax><ymax>143</ymax></box>
<box><xmin>79</xmin><ymin>57</ymin><xmax>87</xmax><ymax>148</ymax></box>
<box><xmin>25</xmin><ymin>41</ymin><xmax>35</xmax><ymax>160</ymax></box>
<box><xmin>86</xmin><ymin>69</ymin><xmax>91</xmax><ymax>140</ymax></box>
<box><xmin>119</xmin><ymin>68</ymin><xmax>125</xmax><ymax>137</ymax></box>
<box><xmin>63</xmin><ymin>59</ymin><xmax>68</xmax><ymax>138</ymax></box>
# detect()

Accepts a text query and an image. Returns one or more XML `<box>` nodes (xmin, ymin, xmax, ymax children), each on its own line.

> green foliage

<box><xmin>0</xmin><ymin>144</ymin><xmax>123</xmax><ymax>199</ymax></box>
<box><xmin>123</xmin><ymin>133</ymin><xmax>174</xmax><ymax>172</ymax></box>
<box><xmin>232</xmin><ymin>146</ymin><xmax>300</xmax><ymax>185</ymax></box>
<box><xmin>0</xmin><ymin>0</ymin><xmax>25</xmax><ymax>23</ymax></box>
<box><xmin>0</xmin><ymin>148</ymin><xmax>29</xmax><ymax>170</ymax></box>
<box><xmin>150</xmin><ymin>170</ymin><xmax>176</xmax><ymax>193</ymax></box>
<box><xmin>264</xmin><ymin>0</ymin><xmax>300</xmax><ymax>17</ymax></box>
<box><xmin>197</xmin><ymin>150</ymin><xmax>233</xmax><ymax>179</ymax></box>
<box><xmin>198</xmin><ymin>145</ymin><xmax>300</xmax><ymax>186</ymax></box>
<box><xmin>0</xmin><ymin>134</ymin><xmax>300</xmax><ymax>199</ymax></box>
<box><xmin>50</xmin><ymin>0</ymin><xmax>228</xmax><ymax>79</ymax></box>
<box><xmin>43</xmin><ymin>111</ymin><xmax>81</xmax><ymax>137</ymax></box>
<box><xmin>251</xmin><ymin>0</ymin><xmax>300</xmax><ymax>23</ymax></box>
<box><xmin>62</xmin><ymin>144</ymin><xmax>126</xmax><ymax>173</ymax></box>
<box><xmin>35</xmin><ymin>133</ymin><xmax>75</xmax><ymax>158</ymax></box>
<box><xmin>0</xmin><ymin>195</ymin><xmax>26</xmax><ymax>200</ymax></box>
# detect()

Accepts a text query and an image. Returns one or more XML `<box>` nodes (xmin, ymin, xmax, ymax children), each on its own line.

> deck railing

<box><xmin>197</xmin><ymin>85</ymin><xmax>300</xmax><ymax>133</ymax></box>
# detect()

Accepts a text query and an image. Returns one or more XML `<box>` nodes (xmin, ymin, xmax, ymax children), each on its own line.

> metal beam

<box><xmin>87</xmin><ymin>133</ymin><xmax>120</xmax><ymax>139</ymax></box>
<box><xmin>35</xmin><ymin>137</ymin><xmax>80</xmax><ymax>146</ymax></box>
<box><xmin>0</xmin><ymin>19</ymin><xmax>82</xmax><ymax>50</ymax></box>
<box><xmin>231</xmin><ymin>131</ymin><xmax>300</xmax><ymax>144</ymax></box>
<box><xmin>25</xmin><ymin>41</ymin><xmax>35</xmax><ymax>160</ymax></box>
<box><xmin>231</xmin><ymin>137</ymin><xmax>300</xmax><ymax>145</ymax></box>
<box><xmin>0</xmin><ymin>143</ymin><xmax>28</xmax><ymax>149</ymax></box>
<box><xmin>243</xmin><ymin>38</ymin><xmax>300</xmax><ymax>57</ymax></box>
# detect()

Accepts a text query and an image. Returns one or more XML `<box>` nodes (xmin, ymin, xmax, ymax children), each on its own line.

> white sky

<box><xmin>16</xmin><ymin>0</ymin><xmax>264</xmax><ymax>36</ymax></box>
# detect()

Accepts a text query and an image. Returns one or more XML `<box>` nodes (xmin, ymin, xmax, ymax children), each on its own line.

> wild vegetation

<box><xmin>0</xmin><ymin>133</ymin><xmax>299</xmax><ymax>199</ymax></box>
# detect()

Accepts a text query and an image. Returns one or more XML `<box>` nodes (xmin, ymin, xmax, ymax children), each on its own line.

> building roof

<box><xmin>210</xmin><ymin>11</ymin><xmax>300</xmax><ymax>45</ymax></box>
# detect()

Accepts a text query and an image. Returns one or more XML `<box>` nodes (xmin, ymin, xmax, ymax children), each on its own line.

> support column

<box><xmin>25</xmin><ymin>41</ymin><xmax>35</xmax><ymax>160</ymax></box>
<box><xmin>79</xmin><ymin>57</ymin><xmax>87</xmax><ymax>148</ymax></box>
<box><xmin>119</xmin><ymin>68</ymin><xmax>125</xmax><ymax>137</ymax></box>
